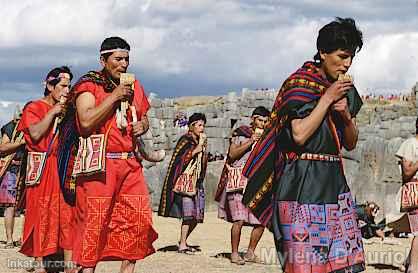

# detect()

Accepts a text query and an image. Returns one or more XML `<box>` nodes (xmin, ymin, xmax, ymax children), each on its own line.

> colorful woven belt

<box><xmin>285</xmin><ymin>152</ymin><xmax>341</xmax><ymax>162</ymax></box>
<box><xmin>106</xmin><ymin>152</ymin><xmax>135</xmax><ymax>160</ymax></box>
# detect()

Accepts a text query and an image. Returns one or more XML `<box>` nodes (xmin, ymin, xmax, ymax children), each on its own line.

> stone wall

<box><xmin>142</xmin><ymin>88</ymin><xmax>417</xmax><ymax>221</ymax></box>
<box><xmin>344</xmin><ymin>102</ymin><xmax>416</xmax><ymax>221</ymax></box>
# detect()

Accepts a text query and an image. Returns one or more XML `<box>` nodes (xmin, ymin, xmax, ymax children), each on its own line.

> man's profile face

<box><xmin>47</xmin><ymin>73</ymin><xmax>71</xmax><ymax>103</ymax></box>
<box><xmin>320</xmin><ymin>49</ymin><xmax>353</xmax><ymax>82</ymax></box>
<box><xmin>252</xmin><ymin>115</ymin><xmax>268</xmax><ymax>130</ymax></box>
<box><xmin>101</xmin><ymin>51</ymin><xmax>130</xmax><ymax>80</ymax></box>
<box><xmin>189</xmin><ymin>120</ymin><xmax>205</xmax><ymax>136</ymax></box>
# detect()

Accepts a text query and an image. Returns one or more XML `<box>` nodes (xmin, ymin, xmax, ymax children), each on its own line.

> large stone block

<box><xmin>398</xmin><ymin>116</ymin><xmax>416</xmax><ymax>123</ymax></box>
<box><xmin>225</xmin><ymin>92</ymin><xmax>238</xmax><ymax>103</ymax></box>
<box><xmin>382</xmin><ymin>137</ymin><xmax>404</xmax><ymax>183</ymax></box>
<box><xmin>162</xmin><ymin>107</ymin><xmax>175</xmax><ymax>119</ymax></box>
<box><xmin>155</xmin><ymin>142</ymin><xmax>169</xmax><ymax>150</ymax></box>
<box><xmin>150</xmin><ymin>98</ymin><xmax>162</xmax><ymax>108</ymax></box>
<box><xmin>400</xmin><ymin>120</ymin><xmax>415</xmax><ymax>133</ymax></box>
<box><xmin>142</xmin><ymin>129</ymin><xmax>154</xmax><ymax>140</ymax></box>
<box><xmin>206</xmin><ymin>118</ymin><xmax>229</xmax><ymax>128</ymax></box>
<box><xmin>207</xmin><ymin>138</ymin><xmax>226</xmax><ymax>154</ymax></box>
<box><xmin>224</xmin><ymin>102</ymin><xmax>239</xmax><ymax>112</ymax></box>
<box><xmin>147</xmin><ymin>108</ymin><xmax>156</xmax><ymax>118</ymax></box>
<box><xmin>206</xmin><ymin>127</ymin><xmax>230</xmax><ymax>138</ymax></box>
<box><xmin>144</xmin><ymin>161</ymin><xmax>170</xmax><ymax>210</ymax></box>
<box><xmin>239</xmin><ymin>107</ymin><xmax>253</xmax><ymax>117</ymax></box>
<box><xmin>154</xmin><ymin>134</ymin><xmax>168</xmax><ymax>144</ymax></box>
<box><xmin>204</xmin><ymin>161</ymin><xmax>225</xmax><ymax>211</ymax></box>
<box><xmin>149</xmin><ymin>118</ymin><xmax>161</xmax><ymax>129</ymax></box>
<box><xmin>342</xmin><ymin>158</ymin><xmax>360</xmax><ymax>191</ymax></box>
<box><xmin>162</xmin><ymin>98</ymin><xmax>175</xmax><ymax>107</ymax></box>
<box><xmin>154</xmin><ymin>108</ymin><xmax>164</xmax><ymax>119</ymax></box>
<box><xmin>150</xmin><ymin>128</ymin><xmax>163</xmax><ymax>138</ymax></box>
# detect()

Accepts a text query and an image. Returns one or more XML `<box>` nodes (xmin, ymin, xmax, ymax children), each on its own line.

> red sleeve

<box><xmin>17</xmin><ymin>102</ymin><xmax>42</xmax><ymax>134</ymax></box>
<box><xmin>133</xmin><ymin>80</ymin><xmax>150</xmax><ymax>119</ymax></box>
<box><xmin>73</xmin><ymin>81</ymin><xmax>97</xmax><ymax>98</ymax></box>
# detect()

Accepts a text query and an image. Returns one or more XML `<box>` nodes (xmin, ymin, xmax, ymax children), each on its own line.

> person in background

<box><xmin>216</xmin><ymin>106</ymin><xmax>270</xmax><ymax>265</ymax></box>
<box><xmin>18</xmin><ymin>66</ymin><xmax>76</xmax><ymax>273</ymax></box>
<box><xmin>0</xmin><ymin>110</ymin><xmax>26</xmax><ymax>249</ymax></box>
<box><xmin>158</xmin><ymin>113</ymin><xmax>208</xmax><ymax>254</ymax></box>
<box><xmin>395</xmin><ymin>117</ymin><xmax>418</xmax><ymax>273</ymax></box>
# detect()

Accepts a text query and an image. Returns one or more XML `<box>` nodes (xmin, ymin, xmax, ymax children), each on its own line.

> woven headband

<box><xmin>45</xmin><ymin>73</ymin><xmax>70</xmax><ymax>85</ymax></box>
<box><xmin>100</xmin><ymin>48</ymin><xmax>130</xmax><ymax>54</ymax></box>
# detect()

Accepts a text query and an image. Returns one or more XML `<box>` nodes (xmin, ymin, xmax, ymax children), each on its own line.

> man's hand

<box><xmin>112</xmin><ymin>84</ymin><xmax>133</xmax><ymax>102</ymax></box>
<box><xmin>323</xmin><ymin>80</ymin><xmax>352</xmax><ymax>103</ymax></box>
<box><xmin>332</xmin><ymin>97</ymin><xmax>351</xmax><ymax>123</ymax></box>
<box><xmin>50</xmin><ymin>102</ymin><xmax>66</xmax><ymax>117</ymax></box>
<box><xmin>195</xmin><ymin>143</ymin><xmax>206</xmax><ymax>154</ymax></box>
<box><xmin>251</xmin><ymin>133</ymin><xmax>261</xmax><ymax>143</ymax></box>
<box><xmin>131</xmin><ymin>121</ymin><xmax>146</xmax><ymax>137</ymax></box>
<box><xmin>131</xmin><ymin>117</ymin><xmax>149</xmax><ymax>137</ymax></box>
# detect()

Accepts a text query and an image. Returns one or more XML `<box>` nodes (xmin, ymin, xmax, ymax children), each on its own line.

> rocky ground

<box><xmin>0</xmin><ymin>211</ymin><xmax>412</xmax><ymax>273</ymax></box>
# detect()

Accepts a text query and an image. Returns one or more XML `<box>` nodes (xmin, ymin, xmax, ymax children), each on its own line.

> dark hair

<box><xmin>44</xmin><ymin>66</ymin><xmax>73</xmax><ymax>96</ymax></box>
<box><xmin>252</xmin><ymin>106</ymin><xmax>270</xmax><ymax>117</ymax></box>
<box><xmin>188</xmin><ymin>113</ymin><xmax>207</xmax><ymax>126</ymax></box>
<box><xmin>314</xmin><ymin>17</ymin><xmax>363</xmax><ymax>62</ymax></box>
<box><xmin>100</xmin><ymin>36</ymin><xmax>130</xmax><ymax>61</ymax></box>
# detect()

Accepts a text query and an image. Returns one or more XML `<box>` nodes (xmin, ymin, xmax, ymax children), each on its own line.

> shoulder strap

<box><xmin>9</xmin><ymin>121</ymin><xmax>19</xmax><ymax>141</ymax></box>
<box><xmin>46</xmin><ymin>133</ymin><xmax>58</xmax><ymax>156</ymax></box>
<box><xmin>327</xmin><ymin>115</ymin><xmax>344</xmax><ymax>172</ymax></box>
<box><xmin>103</xmin><ymin>122</ymin><xmax>112</xmax><ymax>143</ymax></box>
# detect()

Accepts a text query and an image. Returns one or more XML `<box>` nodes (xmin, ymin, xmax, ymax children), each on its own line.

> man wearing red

<box><xmin>18</xmin><ymin>66</ymin><xmax>75</xmax><ymax>273</ymax></box>
<box><xmin>72</xmin><ymin>37</ymin><xmax>158</xmax><ymax>273</ymax></box>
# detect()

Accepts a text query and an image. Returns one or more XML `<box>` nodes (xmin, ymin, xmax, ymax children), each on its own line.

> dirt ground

<box><xmin>0</xmin><ymin>211</ymin><xmax>411</xmax><ymax>273</ymax></box>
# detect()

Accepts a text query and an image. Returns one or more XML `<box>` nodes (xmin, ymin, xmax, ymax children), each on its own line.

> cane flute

<box><xmin>118</xmin><ymin>73</ymin><xmax>135</xmax><ymax>130</ymax></box>
<box><xmin>53</xmin><ymin>96</ymin><xmax>66</xmax><ymax>133</ymax></box>
<box><xmin>199</xmin><ymin>133</ymin><xmax>207</xmax><ymax>153</ymax></box>
<box><xmin>251</xmin><ymin>128</ymin><xmax>264</xmax><ymax>150</ymax></box>
<box><xmin>338</xmin><ymin>73</ymin><xmax>353</xmax><ymax>83</ymax></box>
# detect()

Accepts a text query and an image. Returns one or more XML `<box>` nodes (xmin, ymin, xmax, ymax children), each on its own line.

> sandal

<box><xmin>186</xmin><ymin>246</ymin><xmax>199</xmax><ymax>253</ymax></box>
<box><xmin>188</xmin><ymin>245</ymin><xmax>201</xmax><ymax>252</ymax></box>
<box><xmin>177</xmin><ymin>241</ymin><xmax>201</xmax><ymax>252</ymax></box>
<box><xmin>2</xmin><ymin>242</ymin><xmax>14</xmax><ymax>249</ymax></box>
<box><xmin>230</xmin><ymin>255</ymin><xmax>245</xmax><ymax>265</ymax></box>
<box><xmin>177</xmin><ymin>248</ymin><xmax>195</xmax><ymax>255</ymax></box>
<box><xmin>243</xmin><ymin>253</ymin><xmax>264</xmax><ymax>264</ymax></box>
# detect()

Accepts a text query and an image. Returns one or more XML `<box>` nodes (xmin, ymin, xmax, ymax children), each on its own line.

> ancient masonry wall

<box><xmin>143</xmin><ymin>88</ymin><xmax>417</xmax><ymax>220</ymax></box>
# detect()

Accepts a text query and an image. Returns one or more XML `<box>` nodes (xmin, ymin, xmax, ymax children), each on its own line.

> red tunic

<box><xmin>74</xmin><ymin>80</ymin><xmax>150</xmax><ymax>152</ymax></box>
<box><xmin>72</xmin><ymin>78</ymin><xmax>157</xmax><ymax>267</ymax></box>
<box><xmin>18</xmin><ymin>100</ymin><xmax>74</xmax><ymax>257</ymax></box>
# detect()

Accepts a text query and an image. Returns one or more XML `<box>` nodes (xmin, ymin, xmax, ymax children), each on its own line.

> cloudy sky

<box><xmin>1</xmin><ymin>0</ymin><xmax>418</xmax><ymax>104</ymax></box>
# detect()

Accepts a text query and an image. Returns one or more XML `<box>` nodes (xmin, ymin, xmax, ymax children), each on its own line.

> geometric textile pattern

<box><xmin>81</xmin><ymin>194</ymin><xmax>156</xmax><ymax>264</ymax></box>
<box><xmin>277</xmin><ymin>192</ymin><xmax>365</xmax><ymax>273</ymax></box>
<box><xmin>82</xmin><ymin>197</ymin><xmax>112</xmax><ymax>263</ymax></box>
<box><xmin>39</xmin><ymin>194</ymin><xmax>60</xmax><ymax>252</ymax></box>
